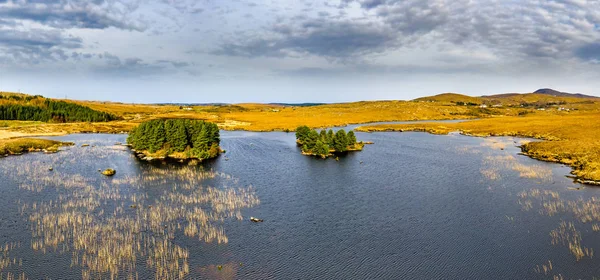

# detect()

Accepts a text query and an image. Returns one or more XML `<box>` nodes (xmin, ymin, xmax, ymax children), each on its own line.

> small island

<box><xmin>127</xmin><ymin>119</ymin><xmax>221</xmax><ymax>162</ymax></box>
<box><xmin>295</xmin><ymin>125</ymin><xmax>364</xmax><ymax>158</ymax></box>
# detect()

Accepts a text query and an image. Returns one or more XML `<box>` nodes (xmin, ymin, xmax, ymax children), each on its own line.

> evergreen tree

<box><xmin>208</xmin><ymin>123</ymin><xmax>220</xmax><ymax>145</ymax></box>
<box><xmin>127</xmin><ymin>119</ymin><xmax>221</xmax><ymax>160</ymax></box>
<box><xmin>148</xmin><ymin>120</ymin><xmax>165</xmax><ymax>153</ymax></box>
<box><xmin>347</xmin><ymin>130</ymin><xmax>357</xmax><ymax>145</ymax></box>
<box><xmin>295</xmin><ymin>125</ymin><xmax>311</xmax><ymax>143</ymax></box>
<box><xmin>327</xmin><ymin>129</ymin><xmax>334</xmax><ymax>144</ymax></box>
<box><xmin>304</xmin><ymin>130</ymin><xmax>319</xmax><ymax>151</ymax></box>
<box><xmin>194</xmin><ymin>125</ymin><xmax>211</xmax><ymax>151</ymax></box>
<box><xmin>332</xmin><ymin>129</ymin><xmax>349</xmax><ymax>152</ymax></box>
<box><xmin>319</xmin><ymin>130</ymin><xmax>328</xmax><ymax>144</ymax></box>
<box><xmin>169</xmin><ymin>121</ymin><xmax>188</xmax><ymax>152</ymax></box>
<box><xmin>314</xmin><ymin>140</ymin><xmax>330</xmax><ymax>157</ymax></box>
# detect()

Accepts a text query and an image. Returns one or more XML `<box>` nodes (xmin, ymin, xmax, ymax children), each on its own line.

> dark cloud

<box><xmin>0</xmin><ymin>0</ymin><xmax>145</xmax><ymax>30</ymax></box>
<box><xmin>374</xmin><ymin>0</ymin><xmax>449</xmax><ymax>34</ymax></box>
<box><xmin>214</xmin><ymin>19</ymin><xmax>395</xmax><ymax>58</ymax></box>
<box><xmin>95</xmin><ymin>53</ymin><xmax>168</xmax><ymax>77</ymax></box>
<box><xmin>0</xmin><ymin>29</ymin><xmax>82</xmax><ymax>64</ymax></box>
<box><xmin>575</xmin><ymin>43</ymin><xmax>600</xmax><ymax>62</ymax></box>
<box><xmin>0</xmin><ymin>29</ymin><xmax>81</xmax><ymax>49</ymax></box>
<box><xmin>213</xmin><ymin>0</ymin><xmax>600</xmax><ymax>67</ymax></box>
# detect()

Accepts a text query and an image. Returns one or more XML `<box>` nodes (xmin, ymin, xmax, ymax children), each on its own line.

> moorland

<box><xmin>0</xmin><ymin>88</ymin><xmax>599</xmax><ymax>182</ymax></box>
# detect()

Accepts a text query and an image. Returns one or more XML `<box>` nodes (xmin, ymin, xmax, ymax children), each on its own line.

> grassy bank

<box><xmin>0</xmin><ymin>138</ymin><xmax>73</xmax><ymax>155</ymax></box>
<box><xmin>356</xmin><ymin>113</ymin><xmax>600</xmax><ymax>182</ymax></box>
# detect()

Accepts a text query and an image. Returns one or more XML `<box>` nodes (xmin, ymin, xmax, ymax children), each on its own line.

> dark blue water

<box><xmin>0</xmin><ymin>129</ymin><xmax>598</xmax><ymax>279</ymax></box>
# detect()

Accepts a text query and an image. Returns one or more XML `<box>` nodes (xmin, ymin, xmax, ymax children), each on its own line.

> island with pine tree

<box><xmin>295</xmin><ymin>125</ymin><xmax>365</xmax><ymax>158</ymax></box>
<box><xmin>126</xmin><ymin>119</ymin><xmax>221</xmax><ymax>162</ymax></box>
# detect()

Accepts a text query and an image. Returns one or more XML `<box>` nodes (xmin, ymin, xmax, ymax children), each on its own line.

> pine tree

<box><xmin>208</xmin><ymin>123</ymin><xmax>220</xmax><ymax>145</ymax></box>
<box><xmin>314</xmin><ymin>140</ymin><xmax>330</xmax><ymax>157</ymax></box>
<box><xmin>148</xmin><ymin>120</ymin><xmax>165</xmax><ymax>153</ymax></box>
<box><xmin>319</xmin><ymin>129</ymin><xmax>328</xmax><ymax>144</ymax></box>
<box><xmin>194</xmin><ymin>125</ymin><xmax>210</xmax><ymax>151</ymax></box>
<box><xmin>327</xmin><ymin>129</ymin><xmax>334</xmax><ymax>144</ymax></box>
<box><xmin>295</xmin><ymin>125</ymin><xmax>311</xmax><ymax>143</ymax></box>
<box><xmin>168</xmin><ymin>120</ymin><xmax>188</xmax><ymax>152</ymax></box>
<box><xmin>347</xmin><ymin>130</ymin><xmax>357</xmax><ymax>145</ymax></box>
<box><xmin>332</xmin><ymin>129</ymin><xmax>349</xmax><ymax>152</ymax></box>
<box><xmin>305</xmin><ymin>130</ymin><xmax>319</xmax><ymax>151</ymax></box>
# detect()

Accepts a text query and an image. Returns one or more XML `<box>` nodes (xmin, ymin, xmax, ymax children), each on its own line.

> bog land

<box><xmin>1</xmin><ymin>89</ymin><xmax>599</xmax><ymax>182</ymax></box>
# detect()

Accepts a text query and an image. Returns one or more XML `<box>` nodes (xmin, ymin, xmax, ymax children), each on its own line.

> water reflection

<box><xmin>2</xmin><ymin>142</ymin><xmax>259</xmax><ymax>280</ymax></box>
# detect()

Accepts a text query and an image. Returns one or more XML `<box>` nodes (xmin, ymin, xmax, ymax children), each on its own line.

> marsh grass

<box><xmin>0</xmin><ymin>242</ymin><xmax>25</xmax><ymax>280</ymax></box>
<box><xmin>516</xmin><ymin>189</ymin><xmax>600</xmax><ymax>261</ymax></box>
<box><xmin>0</xmin><ymin>138</ymin><xmax>72</xmax><ymax>155</ymax></box>
<box><xmin>1</xmin><ymin>140</ymin><xmax>259</xmax><ymax>280</ymax></box>
<box><xmin>533</xmin><ymin>260</ymin><xmax>553</xmax><ymax>275</ymax></box>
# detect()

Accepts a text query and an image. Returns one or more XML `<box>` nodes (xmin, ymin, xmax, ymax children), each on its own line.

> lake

<box><xmin>0</xmin><ymin>128</ymin><xmax>598</xmax><ymax>279</ymax></box>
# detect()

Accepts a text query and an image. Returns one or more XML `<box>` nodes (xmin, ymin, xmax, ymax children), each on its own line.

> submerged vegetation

<box><xmin>295</xmin><ymin>125</ymin><xmax>363</xmax><ymax>158</ymax></box>
<box><xmin>127</xmin><ymin>119</ymin><xmax>221</xmax><ymax>161</ymax></box>
<box><xmin>0</xmin><ymin>141</ymin><xmax>259</xmax><ymax>279</ymax></box>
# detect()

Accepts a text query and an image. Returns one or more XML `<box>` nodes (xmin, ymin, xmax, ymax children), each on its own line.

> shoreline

<box><xmin>356</xmin><ymin>126</ymin><xmax>600</xmax><ymax>186</ymax></box>
<box><xmin>3</xmin><ymin>119</ymin><xmax>599</xmax><ymax>186</ymax></box>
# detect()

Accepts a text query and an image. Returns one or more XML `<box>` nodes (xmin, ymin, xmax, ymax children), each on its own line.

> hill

<box><xmin>481</xmin><ymin>93</ymin><xmax>591</xmax><ymax>106</ymax></box>
<box><xmin>0</xmin><ymin>92</ymin><xmax>118</xmax><ymax>122</ymax></box>
<box><xmin>533</xmin><ymin>88</ymin><xmax>599</xmax><ymax>99</ymax></box>
<box><xmin>414</xmin><ymin>93</ymin><xmax>482</xmax><ymax>105</ymax></box>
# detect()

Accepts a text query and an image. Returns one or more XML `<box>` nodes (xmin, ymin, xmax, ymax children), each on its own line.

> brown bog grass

<box><xmin>0</xmin><ymin>138</ymin><xmax>72</xmax><ymax>155</ymax></box>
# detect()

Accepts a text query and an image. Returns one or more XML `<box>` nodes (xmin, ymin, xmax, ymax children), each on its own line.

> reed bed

<box><xmin>0</xmin><ymin>242</ymin><xmax>25</xmax><ymax>280</ymax></box>
<box><xmin>550</xmin><ymin>221</ymin><xmax>594</xmax><ymax>261</ymax></box>
<box><xmin>533</xmin><ymin>260</ymin><xmax>553</xmax><ymax>275</ymax></box>
<box><xmin>516</xmin><ymin>189</ymin><xmax>600</xmax><ymax>261</ymax></box>
<box><xmin>482</xmin><ymin>154</ymin><xmax>553</xmax><ymax>181</ymax></box>
<box><xmin>0</xmin><ymin>140</ymin><xmax>259</xmax><ymax>279</ymax></box>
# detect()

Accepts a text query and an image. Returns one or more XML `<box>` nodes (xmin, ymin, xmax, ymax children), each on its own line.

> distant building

<box><xmin>479</xmin><ymin>104</ymin><xmax>488</xmax><ymax>108</ymax></box>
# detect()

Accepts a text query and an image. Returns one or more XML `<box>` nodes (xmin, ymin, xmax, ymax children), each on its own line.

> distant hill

<box><xmin>533</xmin><ymin>88</ymin><xmax>599</xmax><ymax>99</ymax></box>
<box><xmin>414</xmin><ymin>93</ymin><xmax>482</xmax><ymax>105</ymax></box>
<box><xmin>269</xmin><ymin>103</ymin><xmax>326</xmax><ymax>107</ymax></box>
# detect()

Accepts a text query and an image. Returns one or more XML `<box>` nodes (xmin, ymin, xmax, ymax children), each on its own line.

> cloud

<box><xmin>0</xmin><ymin>29</ymin><xmax>82</xmax><ymax>63</ymax></box>
<box><xmin>0</xmin><ymin>0</ymin><xmax>145</xmax><ymax>30</ymax></box>
<box><xmin>213</xmin><ymin>18</ymin><xmax>396</xmax><ymax>58</ymax></box>
<box><xmin>214</xmin><ymin>0</ymin><xmax>600</xmax><ymax>67</ymax></box>
<box><xmin>575</xmin><ymin>43</ymin><xmax>600</xmax><ymax>62</ymax></box>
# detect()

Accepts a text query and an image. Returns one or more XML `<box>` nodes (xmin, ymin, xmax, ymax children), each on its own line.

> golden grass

<box><xmin>2</xmin><ymin>91</ymin><xmax>599</xmax><ymax>182</ymax></box>
<box><xmin>357</xmin><ymin>112</ymin><xmax>600</xmax><ymax>182</ymax></box>
<box><xmin>414</xmin><ymin>93</ymin><xmax>483</xmax><ymax>104</ymax></box>
<box><xmin>2</xmin><ymin>121</ymin><xmax>136</xmax><ymax>136</ymax></box>
<box><xmin>0</xmin><ymin>138</ymin><xmax>72</xmax><ymax>155</ymax></box>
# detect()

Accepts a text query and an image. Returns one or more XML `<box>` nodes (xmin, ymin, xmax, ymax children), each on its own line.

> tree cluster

<box><xmin>0</xmin><ymin>99</ymin><xmax>117</xmax><ymax>122</ymax></box>
<box><xmin>295</xmin><ymin>125</ymin><xmax>358</xmax><ymax>157</ymax></box>
<box><xmin>127</xmin><ymin>119</ymin><xmax>221</xmax><ymax>159</ymax></box>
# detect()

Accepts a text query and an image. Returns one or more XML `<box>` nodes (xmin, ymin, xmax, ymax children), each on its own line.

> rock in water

<box><xmin>101</xmin><ymin>168</ymin><xmax>116</xmax><ymax>176</ymax></box>
<box><xmin>81</xmin><ymin>144</ymin><xmax>90</xmax><ymax>147</ymax></box>
<box><xmin>250</xmin><ymin>217</ymin><xmax>264</xmax><ymax>223</ymax></box>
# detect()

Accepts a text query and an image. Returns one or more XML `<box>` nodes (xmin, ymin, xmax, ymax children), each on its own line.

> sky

<box><xmin>0</xmin><ymin>0</ymin><xmax>600</xmax><ymax>103</ymax></box>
